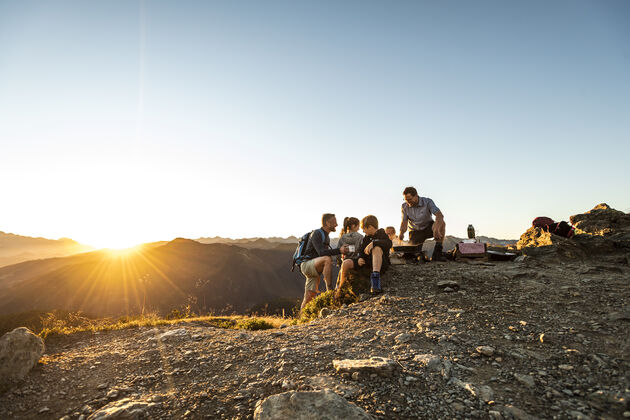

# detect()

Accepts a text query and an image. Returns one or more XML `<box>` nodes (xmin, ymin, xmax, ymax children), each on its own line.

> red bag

<box><xmin>532</xmin><ymin>217</ymin><xmax>555</xmax><ymax>228</ymax></box>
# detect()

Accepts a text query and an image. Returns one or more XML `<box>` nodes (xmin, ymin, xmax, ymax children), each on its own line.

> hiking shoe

<box><xmin>370</xmin><ymin>272</ymin><xmax>382</xmax><ymax>294</ymax></box>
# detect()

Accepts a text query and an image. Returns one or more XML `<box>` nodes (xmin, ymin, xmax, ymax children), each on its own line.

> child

<box><xmin>385</xmin><ymin>226</ymin><xmax>403</xmax><ymax>247</ymax></box>
<box><xmin>337</xmin><ymin>217</ymin><xmax>363</xmax><ymax>263</ymax></box>
<box><xmin>337</xmin><ymin>215</ymin><xmax>392</xmax><ymax>295</ymax></box>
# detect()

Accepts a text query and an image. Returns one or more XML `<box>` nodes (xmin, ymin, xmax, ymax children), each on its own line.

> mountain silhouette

<box><xmin>0</xmin><ymin>231</ymin><xmax>93</xmax><ymax>268</ymax></box>
<box><xmin>0</xmin><ymin>238</ymin><xmax>303</xmax><ymax>317</ymax></box>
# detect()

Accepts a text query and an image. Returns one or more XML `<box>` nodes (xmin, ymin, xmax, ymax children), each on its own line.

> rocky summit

<box><xmin>0</xmin><ymin>205</ymin><xmax>628</xmax><ymax>419</ymax></box>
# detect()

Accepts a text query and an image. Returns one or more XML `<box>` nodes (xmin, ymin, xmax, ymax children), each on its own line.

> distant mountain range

<box><xmin>0</xmin><ymin>231</ymin><xmax>516</xmax><ymax>318</ymax></box>
<box><xmin>0</xmin><ymin>231</ymin><xmax>93</xmax><ymax>268</ymax></box>
<box><xmin>195</xmin><ymin>236</ymin><xmax>298</xmax><ymax>250</ymax></box>
<box><xmin>0</xmin><ymin>238</ymin><xmax>304</xmax><ymax>317</ymax></box>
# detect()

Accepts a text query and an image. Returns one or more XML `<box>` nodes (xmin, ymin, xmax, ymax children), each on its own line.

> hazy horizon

<box><xmin>1</xmin><ymin>1</ymin><xmax>628</xmax><ymax>248</ymax></box>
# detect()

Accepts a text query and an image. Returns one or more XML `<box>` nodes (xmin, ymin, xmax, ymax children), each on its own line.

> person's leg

<box><xmin>300</xmin><ymin>258</ymin><xmax>322</xmax><ymax>310</ymax></box>
<box><xmin>301</xmin><ymin>277</ymin><xmax>318</xmax><ymax>310</ymax></box>
<box><xmin>409</xmin><ymin>230</ymin><xmax>422</xmax><ymax>246</ymax></box>
<box><xmin>371</xmin><ymin>246</ymin><xmax>383</xmax><ymax>272</ymax></box>
<box><xmin>337</xmin><ymin>258</ymin><xmax>355</xmax><ymax>289</ymax></box>
<box><xmin>430</xmin><ymin>221</ymin><xmax>447</xmax><ymax>261</ymax></box>
<box><xmin>335</xmin><ymin>259</ymin><xmax>355</xmax><ymax>299</ymax></box>
<box><xmin>312</xmin><ymin>256</ymin><xmax>334</xmax><ymax>290</ymax></box>
<box><xmin>370</xmin><ymin>246</ymin><xmax>384</xmax><ymax>293</ymax></box>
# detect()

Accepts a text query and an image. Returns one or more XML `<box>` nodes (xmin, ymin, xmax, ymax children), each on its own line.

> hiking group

<box><xmin>294</xmin><ymin>186</ymin><xmax>446</xmax><ymax>310</ymax></box>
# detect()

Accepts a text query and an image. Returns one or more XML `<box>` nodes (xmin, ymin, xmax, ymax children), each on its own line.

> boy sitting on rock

<box><xmin>336</xmin><ymin>215</ymin><xmax>392</xmax><ymax>296</ymax></box>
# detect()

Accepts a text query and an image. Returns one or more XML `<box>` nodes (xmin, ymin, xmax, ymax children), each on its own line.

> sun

<box><xmin>105</xmin><ymin>246</ymin><xmax>141</xmax><ymax>257</ymax></box>
<box><xmin>84</xmin><ymin>235</ymin><xmax>145</xmax><ymax>251</ymax></box>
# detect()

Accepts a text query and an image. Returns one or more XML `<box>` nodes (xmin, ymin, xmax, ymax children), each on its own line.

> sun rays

<box><xmin>70</xmin><ymin>246</ymin><xmax>186</xmax><ymax>317</ymax></box>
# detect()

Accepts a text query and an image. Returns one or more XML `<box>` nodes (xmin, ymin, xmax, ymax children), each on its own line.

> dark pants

<box><xmin>409</xmin><ymin>222</ymin><xmax>442</xmax><ymax>245</ymax></box>
<box><xmin>350</xmin><ymin>244</ymin><xmax>390</xmax><ymax>273</ymax></box>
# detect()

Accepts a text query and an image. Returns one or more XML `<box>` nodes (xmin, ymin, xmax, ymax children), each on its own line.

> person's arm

<box><xmin>432</xmin><ymin>211</ymin><xmax>445</xmax><ymax>241</ymax></box>
<box><xmin>372</xmin><ymin>230</ymin><xmax>393</xmax><ymax>251</ymax></box>
<box><xmin>399</xmin><ymin>205</ymin><xmax>408</xmax><ymax>240</ymax></box>
<box><xmin>311</xmin><ymin>230</ymin><xmax>341</xmax><ymax>257</ymax></box>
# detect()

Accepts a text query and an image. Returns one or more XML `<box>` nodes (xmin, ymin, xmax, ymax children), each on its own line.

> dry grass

<box><xmin>39</xmin><ymin>312</ymin><xmax>289</xmax><ymax>339</ymax></box>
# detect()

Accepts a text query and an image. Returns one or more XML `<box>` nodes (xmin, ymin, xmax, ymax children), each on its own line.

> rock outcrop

<box><xmin>87</xmin><ymin>398</ymin><xmax>156</xmax><ymax>420</ymax></box>
<box><xmin>0</xmin><ymin>327</ymin><xmax>45</xmax><ymax>389</ymax></box>
<box><xmin>332</xmin><ymin>357</ymin><xmax>399</xmax><ymax>378</ymax></box>
<box><xmin>570</xmin><ymin>203</ymin><xmax>630</xmax><ymax>236</ymax></box>
<box><xmin>517</xmin><ymin>204</ymin><xmax>630</xmax><ymax>259</ymax></box>
<box><xmin>254</xmin><ymin>389</ymin><xmax>374</xmax><ymax>420</ymax></box>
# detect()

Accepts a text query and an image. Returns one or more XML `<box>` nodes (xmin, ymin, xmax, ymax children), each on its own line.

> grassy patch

<box><xmin>38</xmin><ymin>312</ymin><xmax>286</xmax><ymax>339</ymax></box>
<box><xmin>236</xmin><ymin>318</ymin><xmax>274</xmax><ymax>330</ymax></box>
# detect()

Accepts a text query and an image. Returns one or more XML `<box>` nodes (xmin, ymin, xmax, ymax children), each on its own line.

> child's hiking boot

<box><xmin>370</xmin><ymin>271</ymin><xmax>382</xmax><ymax>294</ymax></box>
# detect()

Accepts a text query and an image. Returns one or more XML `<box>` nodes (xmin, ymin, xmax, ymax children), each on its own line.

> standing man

<box><xmin>299</xmin><ymin>213</ymin><xmax>348</xmax><ymax>310</ymax></box>
<box><xmin>398</xmin><ymin>186</ymin><xmax>446</xmax><ymax>261</ymax></box>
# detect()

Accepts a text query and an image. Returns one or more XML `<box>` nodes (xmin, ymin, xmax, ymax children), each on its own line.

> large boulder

<box><xmin>517</xmin><ymin>204</ymin><xmax>630</xmax><ymax>259</ymax></box>
<box><xmin>254</xmin><ymin>389</ymin><xmax>374</xmax><ymax>420</ymax></box>
<box><xmin>87</xmin><ymin>398</ymin><xmax>156</xmax><ymax>420</ymax></box>
<box><xmin>332</xmin><ymin>356</ymin><xmax>399</xmax><ymax>378</ymax></box>
<box><xmin>516</xmin><ymin>227</ymin><xmax>555</xmax><ymax>250</ymax></box>
<box><xmin>0</xmin><ymin>327</ymin><xmax>45</xmax><ymax>389</ymax></box>
<box><xmin>570</xmin><ymin>203</ymin><xmax>630</xmax><ymax>236</ymax></box>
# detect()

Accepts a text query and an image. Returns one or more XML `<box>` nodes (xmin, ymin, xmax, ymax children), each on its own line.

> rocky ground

<box><xmin>1</xmin><ymin>251</ymin><xmax>628</xmax><ymax>419</ymax></box>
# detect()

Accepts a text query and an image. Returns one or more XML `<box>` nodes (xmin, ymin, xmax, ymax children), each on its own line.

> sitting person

<box><xmin>337</xmin><ymin>217</ymin><xmax>363</xmax><ymax>264</ymax></box>
<box><xmin>299</xmin><ymin>213</ymin><xmax>349</xmax><ymax>310</ymax></box>
<box><xmin>385</xmin><ymin>226</ymin><xmax>403</xmax><ymax>248</ymax></box>
<box><xmin>336</xmin><ymin>215</ymin><xmax>392</xmax><ymax>296</ymax></box>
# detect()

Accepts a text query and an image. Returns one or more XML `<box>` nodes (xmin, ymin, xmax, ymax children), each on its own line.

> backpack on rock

<box><xmin>532</xmin><ymin>217</ymin><xmax>575</xmax><ymax>239</ymax></box>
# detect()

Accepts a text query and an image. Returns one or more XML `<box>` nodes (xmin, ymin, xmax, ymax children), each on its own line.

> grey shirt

<box><xmin>337</xmin><ymin>231</ymin><xmax>364</xmax><ymax>259</ymax></box>
<box><xmin>401</xmin><ymin>197</ymin><xmax>441</xmax><ymax>231</ymax></box>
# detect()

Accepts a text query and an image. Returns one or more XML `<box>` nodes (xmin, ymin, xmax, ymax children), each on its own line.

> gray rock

<box><xmin>394</xmin><ymin>333</ymin><xmax>411</xmax><ymax>344</ymax></box>
<box><xmin>514</xmin><ymin>373</ymin><xmax>535</xmax><ymax>388</ymax></box>
<box><xmin>333</xmin><ymin>357</ymin><xmax>398</xmax><ymax>378</ymax></box>
<box><xmin>476</xmin><ymin>385</ymin><xmax>495</xmax><ymax>402</ymax></box>
<box><xmin>503</xmin><ymin>405</ymin><xmax>539</xmax><ymax>420</ymax></box>
<box><xmin>106</xmin><ymin>389</ymin><xmax>119</xmax><ymax>399</ymax></box>
<box><xmin>567</xmin><ymin>410</ymin><xmax>592</xmax><ymax>420</ymax></box>
<box><xmin>476</xmin><ymin>346</ymin><xmax>495</xmax><ymax>357</ymax></box>
<box><xmin>0</xmin><ymin>327</ymin><xmax>45</xmax><ymax>388</ymax></box>
<box><xmin>488</xmin><ymin>410</ymin><xmax>503</xmax><ymax>419</ymax></box>
<box><xmin>413</xmin><ymin>354</ymin><xmax>442</xmax><ymax>371</ymax></box>
<box><xmin>87</xmin><ymin>398</ymin><xmax>155</xmax><ymax>420</ymax></box>
<box><xmin>158</xmin><ymin>328</ymin><xmax>187</xmax><ymax>341</ymax></box>
<box><xmin>254</xmin><ymin>389</ymin><xmax>374</xmax><ymax>420</ymax></box>
<box><xmin>319</xmin><ymin>308</ymin><xmax>332</xmax><ymax>318</ymax></box>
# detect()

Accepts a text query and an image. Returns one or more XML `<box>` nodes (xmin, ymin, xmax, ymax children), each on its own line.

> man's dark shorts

<box><xmin>350</xmin><ymin>244</ymin><xmax>390</xmax><ymax>273</ymax></box>
<box><xmin>409</xmin><ymin>221</ymin><xmax>435</xmax><ymax>245</ymax></box>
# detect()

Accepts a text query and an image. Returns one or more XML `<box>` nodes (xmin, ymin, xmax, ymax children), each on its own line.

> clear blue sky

<box><xmin>1</xmin><ymin>0</ymin><xmax>628</xmax><ymax>248</ymax></box>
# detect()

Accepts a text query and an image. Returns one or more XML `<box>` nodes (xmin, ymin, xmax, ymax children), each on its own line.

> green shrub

<box><xmin>207</xmin><ymin>318</ymin><xmax>238</xmax><ymax>329</ymax></box>
<box><xmin>299</xmin><ymin>291</ymin><xmax>334</xmax><ymax>323</ymax></box>
<box><xmin>298</xmin><ymin>269</ymin><xmax>372</xmax><ymax>324</ymax></box>
<box><xmin>236</xmin><ymin>318</ymin><xmax>274</xmax><ymax>330</ymax></box>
